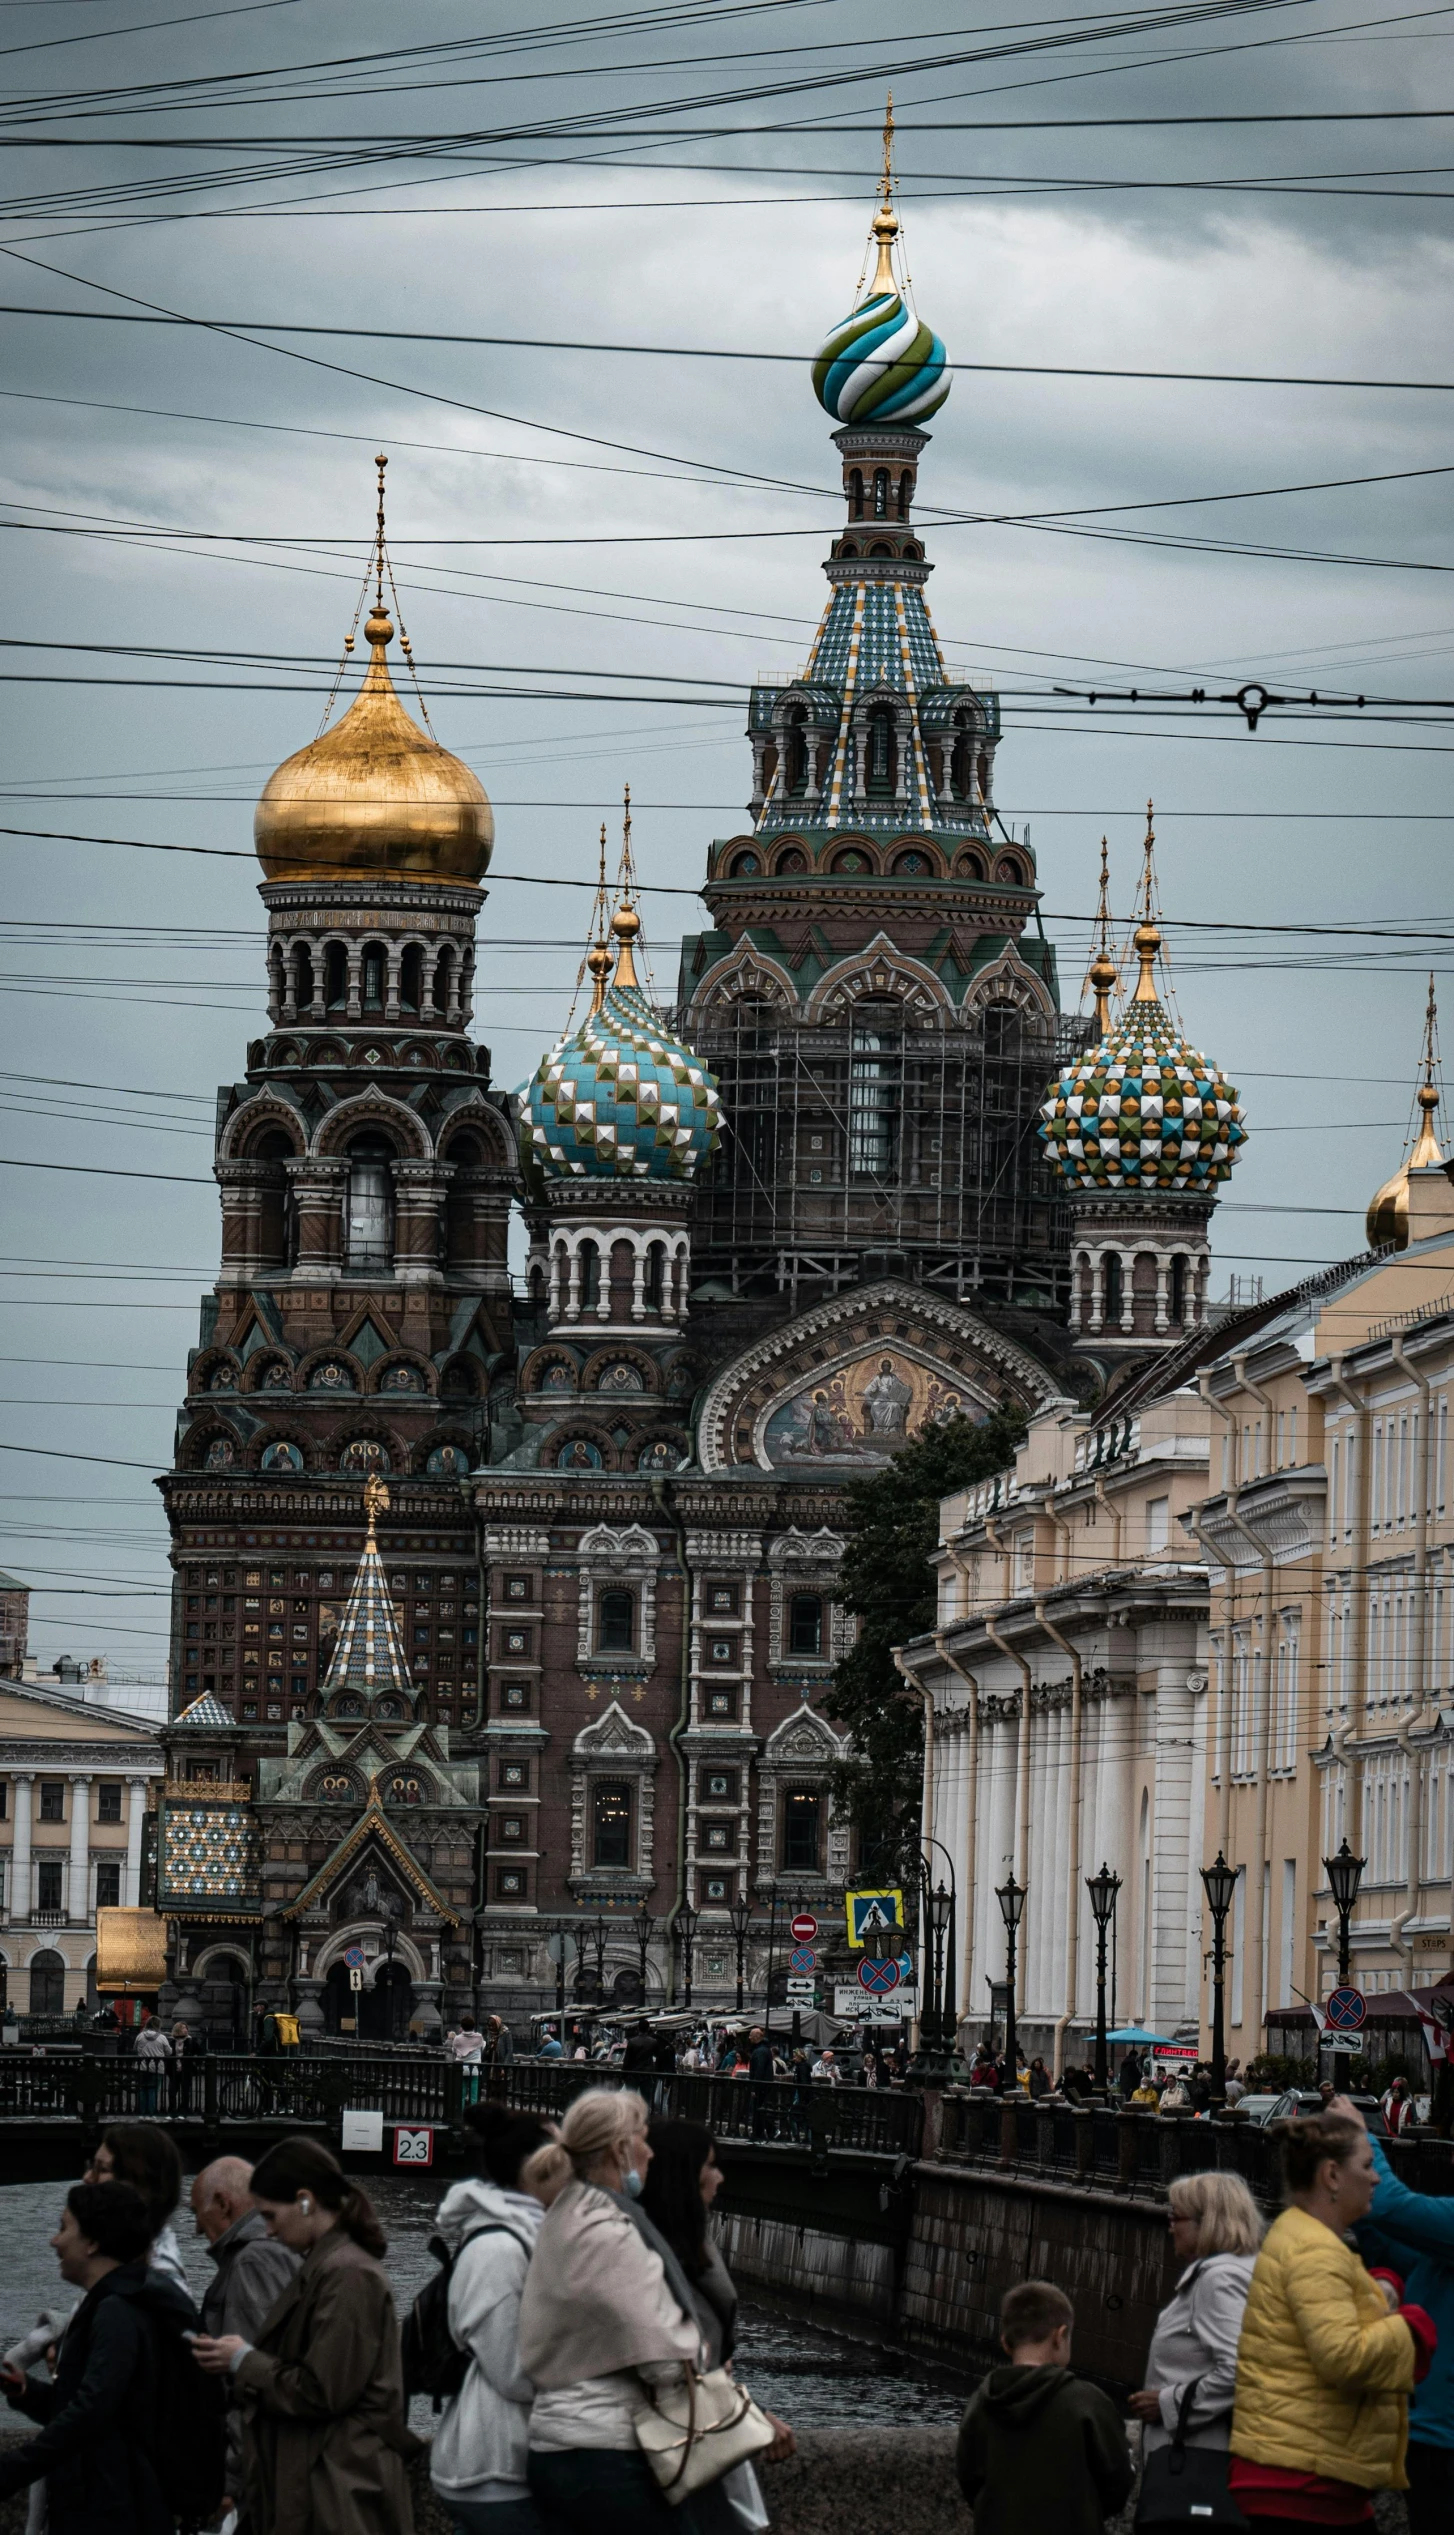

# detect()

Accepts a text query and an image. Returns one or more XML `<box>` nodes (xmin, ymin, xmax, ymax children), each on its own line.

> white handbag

<box><xmin>635</xmin><ymin>2363</ymin><xmax>776</xmax><ymax>2505</ymax></box>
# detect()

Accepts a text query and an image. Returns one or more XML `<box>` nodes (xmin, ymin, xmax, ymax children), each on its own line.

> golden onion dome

<box><xmin>1367</xmin><ymin>1080</ymin><xmax>1445</xmax><ymax>1251</ymax></box>
<box><xmin>255</xmin><ymin>604</ymin><xmax>493</xmax><ymax>885</ymax></box>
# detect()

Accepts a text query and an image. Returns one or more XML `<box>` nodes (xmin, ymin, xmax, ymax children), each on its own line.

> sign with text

<box><xmin>844</xmin><ymin>1889</ymin><xmax>904</xmax><ymax>1951</ymax></box>
<box><xmin>834</xmin><ymin>1987</ymin><xmax>916</xmax><ymax>2021</ymax></box>
<box><xmin>393</xmin><ymin>2127</ymin><xmax>435</xmax><ymax>2166</ymax></box>
<box><xmin>340</xmin><ymin>2108</ymin><xmax>384</xmax><ymax>2155</ymax></box>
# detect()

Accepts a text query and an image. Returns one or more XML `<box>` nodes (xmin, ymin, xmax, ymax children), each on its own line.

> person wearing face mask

<box><xmin>516</xmin><ymin>2089</ymin><xmax>704</xmax><ymax>2534</ymax></box>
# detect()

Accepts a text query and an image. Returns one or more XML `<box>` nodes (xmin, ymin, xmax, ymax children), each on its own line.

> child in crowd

<box><xmin>956</xmin><ymin>2279</ymin><xmax>1133</xmax><ymax>2535</ymax></box>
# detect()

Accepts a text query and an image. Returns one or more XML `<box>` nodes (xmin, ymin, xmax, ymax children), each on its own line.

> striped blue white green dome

<box><xmin>813</xmin><ymin>290</ymin><xmax>950</xmax><ymax>429</ymax></box>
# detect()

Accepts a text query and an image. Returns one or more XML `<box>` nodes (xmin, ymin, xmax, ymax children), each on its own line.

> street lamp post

<box><xmin>996</xmin><ymin>1873</ymin><xmax>1026</xmax><ymax>2090</ymax></box>
<box><xmin>677</xmin><ymin>1898</ymin><xmax>699</xmax><ymax>2009</ymax></box>
<box><xmin>1323</xmin><ymin>1837</ymin><xmax>1366</xmax><ymax>1987</ymax></box>
<box><xmin>729</xmin><ymin>1896</ymin><xmax>752</xmax><ymax>2013</ymax></box>
<box><xmin>1085</xmin><ymin>1862</ymin><xmax>1122</xmax><ymax>2093</ymax></box>
<box><xmin>1201</xmin><ymin>1851</ymin><xmax>1238</xmax><ymax>2104</ymax></box>
<box><xmin>634</xmin><ymin>1900</ymin><xmax>655</xmax><ymax>2008</ymax></box>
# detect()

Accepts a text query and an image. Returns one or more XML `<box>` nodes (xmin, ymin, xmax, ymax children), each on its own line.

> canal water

<box><xmin>0</xmin><ymin>2177</ymin><xmax>966</xmax><ymax>2431</ymax></box>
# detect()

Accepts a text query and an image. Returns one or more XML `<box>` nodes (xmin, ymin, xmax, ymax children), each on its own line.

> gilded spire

<box><xmin>611</xmin><ymin>782</ymin><xmax>642</xmax><ymax>990</ymax></box>
<box><xmin>1087</xmin><ymin>837</ymin><xmax>1118</xmax><ymax>1033</ymax></box>
<box><xmin>1411</xmin><ymin>971</ymin><xmax>1444</xmax><ymax>1168</ymax></box>
<box><xmin>1130</xmin><ymin>800</ymin><xmax>1163</xmax><ymax>1005</ymax></box>
<box><xmin>363</xmin><ymin>1472</ymin><xmax>389</xmax><ymax>1539</ymax></box>
<box><xmin>586</xmin><ymin>822</ymin><xmax>612</xmax><ymax>1013</ymax></box>
<box><xmin>869</xmin><ymin>92</ymin><xmax>899</xmax><ymax>295</ymax></box>
<box><xmin>366</xmin><ymin>453</ymin><xmax>392</xmax><ymax>650</ymax></box>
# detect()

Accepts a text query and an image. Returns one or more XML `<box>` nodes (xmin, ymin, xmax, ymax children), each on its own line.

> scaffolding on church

<box><xmin>683</xmin><ymin>997</ymin><xmax>1091</xmax><ymax>1308</ymax></box>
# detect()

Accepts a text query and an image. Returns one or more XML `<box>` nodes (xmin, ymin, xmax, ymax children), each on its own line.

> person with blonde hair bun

<box><xmin>1130</xmin><ymin>2172</ymin><xmax>1265</xmax><ymax>2457</ymax></box>
<box><xmin>517</xmin><ymin>2089</ymin><xmax>707</xmax><ymax>2533</ymax></box>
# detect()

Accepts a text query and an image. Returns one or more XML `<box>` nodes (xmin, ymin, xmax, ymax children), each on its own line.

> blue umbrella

<box><xmin>1104</xmin><ymin>2024</ymin><xmax>1193</xmax><ymax>2049</ymax></box>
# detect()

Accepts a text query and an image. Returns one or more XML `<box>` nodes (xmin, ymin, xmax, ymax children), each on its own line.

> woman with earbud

<box><xmin>1229</xmin><ymin>2112</ymin><xmax>1436</xmax><ymax>2533</ymax></box>
<box><xmin>192</xmin><ymin>2133</ymin><xmax>416</xmax><ymax>2535</ymax></box>
<box><xmin>517</xmin><ymin>2088</ymin><xmax>705</xmax><ymax>2533</ymax></box>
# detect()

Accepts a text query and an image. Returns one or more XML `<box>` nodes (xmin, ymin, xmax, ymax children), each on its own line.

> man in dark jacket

<box><xmin>192</xmin><ymin>2155</ymin><xmax>300</xmax><ymax>2509</ymax></box>
<box><xmin>0</xmin><ymin>2180</ymin><xmax>205</xmax><ymax>2535</ymax></box>
<box><xmin>957</xmin><ymin>2279</ymin><xmax>1132</xmax><ymax>2535</ymax></box>
<box><xmin>622</xmin><ymin>2020</ymin><xmax>656</xmax><ymax>2074</ymax></box>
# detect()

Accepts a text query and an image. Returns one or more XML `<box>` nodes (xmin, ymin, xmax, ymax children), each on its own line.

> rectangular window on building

<box><xmin>1145</xmin><ymin>1496</ymin><xmax>1170</xmax><ymax>1555</ymax></box>
<box><xmin>592</xmin><ymin>1781</ymin><xmax>632</xmax><ymax>1868</ymax></box>
<box><xmin>0</xmin><ymin>1782</ymin><xmax>7</xmax><ymax>1819</ymax></box>
<box><xmin>97</xmin><ymin>1784</ymin><xmax>122</xmax><ymax>1824</ymax></box>
<box><xmin>36</xmin><ymin>1857</ymin><xmax>63</xmax><ymax>1912</ymax></box>
<box><xmin>783</xmin><ymin>1789</ymin><xmax>822</xmax><ymax>1872</ymax></box>
<box><xmin>788</xmin><ymin>1594</ymin><xmax>823</xmax><ymax>1656</ymax></box>
<box><xmin>1280</xmin><ymin>1859</ymin><xmax>1297</xmax><ymax>2007</ymax></box>
<box><xmin>598</xmin><ymin>1590</ymin><xmax>635</xmax><ymax>1653</ymax></box>
<box><xmin>39</xmin><ymin>1783</ymin><xmax>64</xmax><ymax>1824</ymax></box>
<box><xmin>95</xmin><ymin>1861</ymin><xmax>122</xmax><ymax>1908</ymax></box>
<box><xmin>1012</xmin><ymin>1529</ymin><xmax>1034</xmax><ymax>1592</ymax></box>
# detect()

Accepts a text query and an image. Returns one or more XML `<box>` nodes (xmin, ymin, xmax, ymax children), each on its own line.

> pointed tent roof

<box><xmin>173</xmin><ymin>1688</ymin><xmax>238</xmax><ymax>1729</ymax></box>
<box><xmin>322</xmin><ymin>1476</ymin><xmax>414</xmax><ymax>1707</ymax></box>
<box><xmin>279</xmin><ymin>1778</ymin><xmax>458</xmax><ymax>1923</ymax></box>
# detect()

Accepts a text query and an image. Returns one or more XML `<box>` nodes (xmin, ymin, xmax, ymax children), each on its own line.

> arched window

<box><xmin>849</xmin><ymin>1002</ymin><xmax>901</xmax><ymax>1180</ymax></box>
<box><xmin>645</xmin><ymin>1241</ymin><xmax>665</xmax><ymax>1310</ymax></box>
<box><xmin>1103</xmin><ymin>1252</ymin><xmax>1123</xmax><ymax>1323</ymax></box>
<box><xmin>361</xmin><ymin>941</ymin><xmax>386</xmax><ymax>1011</ymax></box>
<box><xmin>789</xmin><ymin>1593</ymin><xmax>823</xmax><ymax>1655</ymax></box>
<box><xmin>345</xmin><ymin>1137</ymin><xmax>394</xmax><ymax>1269</ymax></box>
<box><xmin>598</xmin><ymin>1589</ymin><xmax>635</xmax><ymax>1653</ymax></box>
<box><xmin>950</xmin><ymin>715</ymin><xmax>974</xmax><ymax>800</ymax></box>
<box><xmin>897</xmin><ymin>469</ymin><xmax>912</xmax><ymax>519</ymax></box>
<box><xmin>292</xmin><ymin>944</ymin><xmax>315</xmax><ymax>1012</ymax></box>
<box><xmin>592</xmin><ymin>1781</ymin><xmax>632</xmax><ymax>1867</ymax></box>
<box><xmin>433</xmin><ymin>946</ymin><xmax>455</xmax><ymax>1016</ymax></box>
<box><xmin>323</xmin><ymin>943</ymin><xmax>347</xmax><ymax>1009</ymax></box>
<box><xmin>864</xmin><ymin>705</ymin><xmax>896</xmax><ymax>797</ymax></box>
<box><xmin>872</xmin><ymin>468</ymin><xmax>889</xmax><ymax>518</ymax></box>
<box><xmin>848</xmin><ymin>467</ymin><xmax>864</xmax><ymax>519</ymax></box>
<box><xmin>783</xmin><ymin>707</ymin><xmax>808</xmax><ymax>795</ymax></box>
<box><xmin>578</xmin><ymin>1238</ymin><xmax>600</xmax><ymax>1311</ymax></box>
<box><xmin>399</xmin><ymin>945</ymin><xmax>423</xmax><ymax>1012</ymax></box>
<box><xmin>1170</xmin><ymin>1254</ymin><xmax>1187</xmax><ymax>1323</ymax></box>
<box><xmin>28</xmin><ymin>1949</ymin><xmax>66</xmax><ymax>2015</ymax></box>
<box><xmin>250</xmin><ymin>1128</ymin><xmax>296</xmax><ymax>1270</ymax></box>
<box><xmin>782</xmin><ymin>1789</ymin><xmax>821</xmax><ymax>1871</ymax></box>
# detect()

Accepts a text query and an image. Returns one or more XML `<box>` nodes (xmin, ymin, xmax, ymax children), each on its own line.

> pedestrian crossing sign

<box><xmin>845</xmin><ymin>1887</ymin><xmax>905</xmax><ymax>1950</ymax></box>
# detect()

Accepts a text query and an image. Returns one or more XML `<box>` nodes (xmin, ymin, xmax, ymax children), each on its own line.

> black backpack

<box><xmin>138</xmin><ymin>2294</ymin><xmax>229</xmax><ymax>2532</ymax></box>
<box><xmin>401</xmin><ymin>2223</ymin><xmax>507</xmax><ymax>2411</ymax></box>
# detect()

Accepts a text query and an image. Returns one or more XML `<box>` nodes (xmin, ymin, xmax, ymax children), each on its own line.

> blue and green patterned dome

<box><xmin>1038</xmin><ymin>931</ymin><xmax>1247</xmax><ymax>1195</ymax></box>
<box><xmin>814</xmin><ymin>289</ymin><xmax>950</xmax><ymax>429</ymax></box>
<box><xmin>522</xmin><ymin>913</ymin><xmax>722</xmax><ymax>1183</ymax></box>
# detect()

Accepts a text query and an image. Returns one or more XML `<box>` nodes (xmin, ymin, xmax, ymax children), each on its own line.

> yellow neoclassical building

<box><xmin>0</xmin><ymin>1672</ymin><xmax>163</xmax><ymax>2019</ymax></box>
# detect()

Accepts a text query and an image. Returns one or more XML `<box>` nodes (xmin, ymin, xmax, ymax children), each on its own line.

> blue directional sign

<box><xmin>1326</xmin><ymin>1986</ymin><xmax>1367</xmax><ymax>2032</ymax></box>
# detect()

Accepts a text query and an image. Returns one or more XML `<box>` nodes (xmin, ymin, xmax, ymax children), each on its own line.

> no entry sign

<box><xmin>790</xmin><ymin>1912</ymin><xmax>818</xmax><ymax>1942</ymax></box>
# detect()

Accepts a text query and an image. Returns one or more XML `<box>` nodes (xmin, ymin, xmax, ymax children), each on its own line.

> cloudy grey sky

<box><xmin>3</xmin><ymin>0</ymin><xmax>1452</xmax><ymax>1674</ymax></box>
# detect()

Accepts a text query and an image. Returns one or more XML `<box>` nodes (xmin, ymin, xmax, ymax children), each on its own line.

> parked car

<box><xmin>1264</xmin><ymin>2087</ymin><xmax>1389</xmax><ymax>2136</ymax></box>
<box><xmin>1232</xmin><ymin>2093</ymin><xmax>1287</xmax><ymax>2126</ymax></box>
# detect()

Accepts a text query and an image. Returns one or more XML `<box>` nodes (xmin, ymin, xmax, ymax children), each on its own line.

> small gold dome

<box><xmin>255</xmin><ymin>611</ymin><xmax>493</xmax><ymax>886</ymax></box>
<box><xmin>1367</xmin><ymin>1082</ymin><xmax>1445</xmax><ymax>1251</ymax></box>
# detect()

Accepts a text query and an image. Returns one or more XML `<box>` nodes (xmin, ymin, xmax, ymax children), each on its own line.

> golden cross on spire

<box><xmin>869</xmin><ymin>90</ymin><xmax>900</xmax><ymax>295</ymax></box>
<box><xmin>374</xmin><ymin>453</ymin><xmax>388</xmax><ymax>611</ymax></box>
<box><xmin>611</xmin><ymin>782</ymin><xmax>642</xmax><ymax>989</ymax></box>
<box><xmin>1088</xmin><ymin>837</ymin><xmax>1119</xmax><ymax>1034</ymax></box>
<box><xmin>363</xmin><ymin>1472</ymin><xmax>389</xmax><ymax>1536</ymax></box>
<box><xmin>586</xmin><ymin>820</ymin><xmax>612</xmax><ymax>1012</ymax></box>
<box><xmin>1411</xmin><ymin>970</ymin><xmax>1445</xmax><ymax>1168</ymax></box>
<box><xmin>1130</xmin><ymin>800</ymin><xmax>1163</xmax><ymax>1005</ymax></box>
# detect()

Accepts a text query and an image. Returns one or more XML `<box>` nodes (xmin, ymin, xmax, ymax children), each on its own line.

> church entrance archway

<box><xmin>323</xmin><ymin>1956</ymin><xmax>413</xmax><ymax>2039</ymax></box>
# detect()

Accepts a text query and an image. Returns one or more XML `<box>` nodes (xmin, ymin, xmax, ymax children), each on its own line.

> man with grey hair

<box><xmin>191</xmin><ymin>2155</ymin><xmax>300</xmax><ymax>2507</ymax></box>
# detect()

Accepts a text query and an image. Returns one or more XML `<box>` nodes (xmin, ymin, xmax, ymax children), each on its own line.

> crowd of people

<box><xmin>2</xmin><ymin>2086</ymin><xmax>1448</xmax><ymax>2535</ymax></box>
<box><xmin>0</xmin><ymin>2091</ymin><xmax>793</xmax><ymax>2535</ymax></box>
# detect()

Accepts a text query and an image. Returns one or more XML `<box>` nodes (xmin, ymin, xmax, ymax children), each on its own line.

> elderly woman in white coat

<box><xmin>1129</xmin><ymin>2171</ymin><xmax>1264</xmax><ymax>2450</ymax></box>
<box><xmin>517</xmin><ymin>2088</ymin><xmax>708</xmax><ymax>2535</ymax></box>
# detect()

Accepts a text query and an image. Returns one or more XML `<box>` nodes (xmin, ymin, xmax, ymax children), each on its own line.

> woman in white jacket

<box><xmin>1129</xmin><ymin>2171</ymin><xmax>1264</xmax><ymax>2452</ymax></box>
<box><xmin>430</xmin><ymin>2106</ymin><xmax>561</xmax><ymax>2535</ymax></box>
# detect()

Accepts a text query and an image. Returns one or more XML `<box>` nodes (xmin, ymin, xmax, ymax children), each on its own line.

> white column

<box><xmin>124</xmin><ymin>1777</ymin><xmax>147</xmax><ymax>1907</ymax></box>
<box><xmin>630</xmin><ymin>1246</ymin><xmax>646</xmax><ymax>1321</ymax></box>
<box><xmin>10</xmin><ymin>1774</ymin><xmax>33</xmax><ymax>1921</ymax></box>
<box><xmin>67</xmin><ymin>1776</ymin><xmax>91</xmax><ymax>1922</ymax></box>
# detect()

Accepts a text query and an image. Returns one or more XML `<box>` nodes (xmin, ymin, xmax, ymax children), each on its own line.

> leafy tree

<box><xmin>824</xmin><ymin>1409</ymin><xmax>1026</xmax><ymax>1882</ymax></box>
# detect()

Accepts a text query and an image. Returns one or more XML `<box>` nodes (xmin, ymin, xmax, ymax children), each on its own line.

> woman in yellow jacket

<box><xmin>1230</xmin><ymin>2111</ymin><xmax>1436</xmax><ymax>2532</ymax></box>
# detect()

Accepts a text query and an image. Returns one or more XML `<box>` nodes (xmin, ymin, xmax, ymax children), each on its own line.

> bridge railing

<box><xmin>493</xmin><ymin>2065</ymin><xmax>924</xmax><ymax>2158</ymax></box>
<box><xmin>932</xmin><ymin>2092</ymin><xmax>1454</xmax><ymax>2204</ymax></box>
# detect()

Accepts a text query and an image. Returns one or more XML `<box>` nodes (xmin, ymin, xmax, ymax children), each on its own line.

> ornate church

<box><xmin>155</xmin><ymin>151</ymin><xmax>1247</xmax><ymax>2038</ymax></box>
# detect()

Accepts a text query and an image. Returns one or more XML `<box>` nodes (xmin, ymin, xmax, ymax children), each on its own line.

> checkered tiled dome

<box><xmin>523</xmin><ymin>972</ymin><xmax>721</xmax><ymax>1182</ymax></box>
<box><xmin>1039</xmin><ymin>998</ymin><xmax>1247</xmax><ymax>1193</ymax></box>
